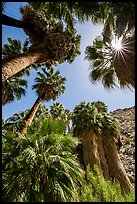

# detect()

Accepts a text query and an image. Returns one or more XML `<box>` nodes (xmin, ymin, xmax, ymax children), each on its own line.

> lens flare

<box><xmin>112</xmin><ymin>37</ymin><xmax>123</xmax><ymax>51</ymax></box>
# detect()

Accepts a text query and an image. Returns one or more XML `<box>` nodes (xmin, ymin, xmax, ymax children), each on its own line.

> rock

<box><xmin>109</xmin><ymin>106</ymin><xmax>135</xmax><ymax>188</ymax></box>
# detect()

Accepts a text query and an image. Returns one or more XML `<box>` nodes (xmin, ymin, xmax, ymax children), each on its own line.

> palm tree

<box><xmin>101</xmin><ymin>2</ymin><xmax>135</xmax><ymax>39</ymax></box>
<box><xmin>6</xmin><ymin>111</ymin><xmax>29</xmax><ymax>124</ymax></box>
<box><xmin>72</xmin><ymin>101</ymin><xmax>133</xmax><ymax>192</ymax></box>
<box><xmin>50</xmin><ymin>102</ymin><xmax>65</xmax><ymax>120</ymax></box>
<box><xmin>2</xmin><ymin>77</ymin><xmax>27</xmax><ymax>106</ymax></box>
<box><xmin>91</xmin><ymin>100</ymin><xmax>108</xmax><ymax>113</ymax></box>
<box><xmin>50</xmin><ymin>102</ymin><xmax>72</xmax><ymax>132</ymax></box>
<box><xmin>102</xmin><ymin>2</ymin><xmax>135</xmax><ymax>88</ymax></box>
<box><xmin>2</xmin><ymin>119</ymin><xmax>84</xmax><ymax>202</ymax></box>
<box><xmin>2</xmin><ymin>2</ymin><xmax>104</xmax><ymax>29</ymax></box>
<box><xmin>29</xmin><ymin>2</ymin><xmax>105</xmax><ymax>29</ymax></box>
<box><xmin>2</xmin><ymin>5</ymin><xmax>81</xmax><ymax>82</ymax></box>
<box><xmin>85</xmin><ymin>32</ymin><xmax>135</xmax><ymax>88</ymax></box>
<box><xmin>2</xmin><ymin>37</ymin><xmax>29</xmax><ymax>105</ymax></box>
<box><xmin>85</xmin><ymin>2</ymin><xmax>135</xmax><ymax>89</ymax></box>
<box><xmin>2</xmin><ymin>37</ymin><xmax>42</xmax><ymax>105</ymax></box>
<box><xmin>21</xmin><ymin>67</ymin><xmax>66</xmax><ymax>134</ymax></box>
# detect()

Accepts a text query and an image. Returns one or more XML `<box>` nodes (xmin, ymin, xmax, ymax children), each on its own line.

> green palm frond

<box><xmin>32</xmin><ymin>67</ymin><xmax>66</xmax><ymax>102</ymax></box>
<box><xmin>2</xmin><ymin>37</ymin><xmax>40</xmax><ymax>79</ymax></box>
<box><xmin>2</xmin><ymin>119</ymin><xmax>84</xmax><ymax>202</ymax></box>
<box><xmin>2</xmin><ymin>75</ymin><xmax>28</xmax><ymax>105</ymax></box>
<box><xmin>72</xmin><ymin>101</ymin><xmax>120</xmax><ymax>137</ymax></box>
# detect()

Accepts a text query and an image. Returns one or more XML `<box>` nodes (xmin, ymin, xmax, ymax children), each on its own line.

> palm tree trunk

<box><xmin>2</xmin><ymin>50</ymin><xmax>49</xmax><ymax>82</ymax></box>
<box><xmin>96</xmin><ymin>133</ymin><xmax>110</xmax><ymax>179</ymax></box>
<box><xmin>103</xmin><ymin>135</ymin><xmax>133</xmax><ymax>192</ymax></box>
<box><xmin>80</xmin><ymin>131</ymin><xmax>133</xmax><ymax>192</ymax></box>
<box><xmin>81</xmin><ymin>132</ymin><xmax>101</xmax><ymax>169</ymax></box>
<box><xmin>21</xmin><ymin>97</ymin><xmax>42</xmax><ymax>134</ymax></box>
<box><xmin>2</xmin><ymin>14</ymin><xmax>26</xmax><ymax>28</ymax></box>
<box><xmin>81</xmin><ymin>131</ymin><xmax>110</xmax><ymax>179</ymax></box>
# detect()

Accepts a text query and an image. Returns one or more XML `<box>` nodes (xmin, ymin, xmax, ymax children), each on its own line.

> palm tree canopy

<box><xmin>6</xmin><ymin>110</ymin><xmax>30</xmax><ymax>124</ymax></box>
<box><xmin>19</xmin><ymin>5</ymin><xmax>81</xmax><ymax>65</ymax></box>
<box><xmin>2</xmin><ymin>77</ymin><xmax>27</xmax><ymax>105</ymax></box>
<box><xmin>85</xmin><ymin>35</ymin><xmax>118</xmax><ymax>89</ymax></box>
<box><xmin>32</xmin><ymin>67</ymin><xmax>66</xmax><ymax>101</ymax></box>
<box><xmin>91</xmin><ymin>101</ymin><xmax>108</xmax><ymax>113</ymax></box>
<box><xmin>50</xmin><ymin>102</ymin><xmax>72</xmax><ymax>133</ymax></box>
<box><xmin>103</xmin><ymin>2</ymin><xmax>135</xmax><ymax>39</ymax></box>
<box><xmin>72</xmin><ymin>101</ymin><xmax>120</xmax><ymax>137</ymax></box>
<box><xmin>50</xmin><ymin>102</ymin><xmax>71</xmax><ymax>121</ymax></box>
<box><xmin>50</xmin><ymin>102</ymin><xmax>66</xmax><ymax>119</ymax></box>
<box><xmin>28</xmin><ymin>2</ymin><xmax>105</xmax><ymax>29</ymax></box>
<box><xmin>2</xmin><ymin>119</ymin><xmax>84</xmax><ymax>202</ymax></box>
<box><xmin>85</xmin><ymin>32</ymin><xmax>135</xmax><ymax>89</ymax></box>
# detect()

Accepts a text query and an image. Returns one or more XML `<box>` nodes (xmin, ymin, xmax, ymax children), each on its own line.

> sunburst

<box><xmin>112</xmin><ymin>36</ymin><xmax>123</xmax><ymax>51</ymax></box>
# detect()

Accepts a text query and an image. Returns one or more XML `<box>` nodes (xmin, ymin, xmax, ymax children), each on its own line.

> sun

<box><xmin>112</xmin><ymin>37</ymin><xmax>123</xmax><ymax>51</ymax></box>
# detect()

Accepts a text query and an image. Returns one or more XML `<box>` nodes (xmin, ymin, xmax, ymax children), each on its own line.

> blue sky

<box><xmin>2</xmin><ymin>2</ymin><xmax>135</xmax><ymax>120</ymax></box>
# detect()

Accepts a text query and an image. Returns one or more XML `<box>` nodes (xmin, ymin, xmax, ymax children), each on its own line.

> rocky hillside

<box><xmin>109</xmin><ymin>106</ymin><xmax>135</xmax><ymax>188</ymax></box>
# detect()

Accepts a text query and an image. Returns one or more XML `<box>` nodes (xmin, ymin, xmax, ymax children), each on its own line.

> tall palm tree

<box><xmin>2</xmin><ymin>5</ymin><xmax>81</xmax><ymax>82</ymax></box>
<box><xmin>21</xmin><ymin>67</ymin><xmax>66</xmax><ymax>134</ymax></box>
<box><xmin>85</xmin><ymin>33</ymin><xmax>135</xmax><ymax>88</ymax></box>
<box><xmin>2</xmin><ymin>119</ymin><xmax>84</xmax><ymax>202</ymax></box>
<box><xmin>85</xmin><ymin>2</ymin><xmax>135</xmax><ymax>89</ymax></box>
<box><xmin>2</xmin><ymin>37</ymin><xmax>42</xmax><ymax>105</ymax></box>
<box><xmin>2</xmin><ymin>37</ymin><xmax>29</xmax><ymax>105</ymax></box>
<box><xmin>102</xmin><ymin>2</ymin><xmax>135</xmax><ymax>88</ymax></box>
<box><xmin>72</xmin><ymin>101</ymin><xmax>133</xmax><ymax>192</ymax></box>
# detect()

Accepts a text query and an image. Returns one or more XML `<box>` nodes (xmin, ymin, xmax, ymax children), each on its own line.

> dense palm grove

<box><xmin>2</xmin><ymin>2</ymin><xmax>135</xmax><ymax>202</ymax></box>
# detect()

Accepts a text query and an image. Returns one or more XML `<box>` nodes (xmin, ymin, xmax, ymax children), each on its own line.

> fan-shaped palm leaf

<box><xmin>2</xmin><ymin>119</ymin><xmax>84</xmax><ymax>202</ymax></box>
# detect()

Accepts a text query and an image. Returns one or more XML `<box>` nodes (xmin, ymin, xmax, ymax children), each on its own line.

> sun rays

<box><xmin>112</xmin><ymin>36</ymin><xmax>123</xmax><ymax>51</ymax></box>
<box><xmin>112</xmin><ymin>35</ymin><xmax>135</xmax><ymax>69</ymax></box>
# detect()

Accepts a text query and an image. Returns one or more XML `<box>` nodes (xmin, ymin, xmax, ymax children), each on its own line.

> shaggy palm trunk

<box><xmin>96</xmin><ymin>133</ymin><xmax>110</xmax><ymax>179</ymax></box>
<box><xmin>81</xmin><ymin>131</ymin><xmax>110</xmax><ymax>179</ymax></box>
<box><xmin>80</xmin><ymin>131</ymin><xmax>133</xmax><ymax>192</ymax></box>
<box><xmin>81</xmin><ymin>132</ymin><xmax>101</xmax><ymax>169</ymax></box>
<box><xmin>2</xmin><ymin>50</ymin><xmax>48</xmax><ymax>82</ymax></box>
<box><xmin>21</xmin><ymin>97</ymin><xmax>42</xmax><ymax>134</ymax></box>
<box><xmin>103</xmin><ymin>134</ymin><xmax>133</xmax><ymax>192</ymax></box>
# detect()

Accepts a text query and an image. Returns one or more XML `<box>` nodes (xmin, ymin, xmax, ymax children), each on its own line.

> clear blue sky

<box><xmin>2</xmin><ymin>2</ymin><xmax>135</xmax><ymax>120</ymax></box>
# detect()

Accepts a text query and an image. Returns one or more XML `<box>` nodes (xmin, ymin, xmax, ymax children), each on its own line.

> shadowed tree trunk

<box><xmin>103</xmin><ymin>134</ymin><xmax>133</xmax><ymax>192</ymax></box>
<box><xmin>81</xmin><ymin>131</ymin><xmax>110</xmax><ymax>179</ymax></box>
<box><xmin>2</xmin><ymin>14</ymin><xmax>26</xmax><ymax>28</ymax></box>
<box><xmin>112</xmin><ymin>34</ymin><xmax>135</xmax><ymax>88</ymax></box>
<box><xmin>73</xmin><ymin>102</ymin><xmax>134</xmax><ymax>192</ymax></box>
<box><xmin>21</xmin><ymin>97</ymin><xmax>42</xmax><ymax>134</ymax></box>
<box><xmin>96</xmin><ymin>132</ymin><xmax>110</xmax><ymax>179</ymax></box>
<box><xmin>81</xmin><ymin>132</ymin><xmax>100</xmax><ymax>169</ymax></box>
<box><xmin>80</xmin><ymin>132</ymin><xmax>133</xmax><ymax>192</ymax></box>
<box><xmin>2</xmin><ymin>50</ymin><xmax>48</xmax><ymax>82</ymax></box>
